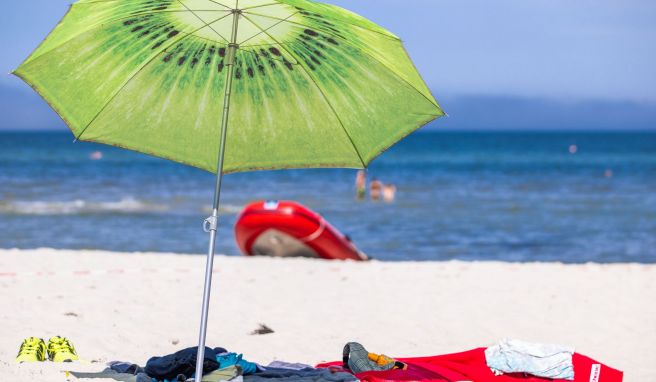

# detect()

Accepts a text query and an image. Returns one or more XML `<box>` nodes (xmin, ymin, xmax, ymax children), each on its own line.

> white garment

<box><xmin>485</xmin><ymin>338</ymin><xmax>575</xmax><ymax>380</ymax></box>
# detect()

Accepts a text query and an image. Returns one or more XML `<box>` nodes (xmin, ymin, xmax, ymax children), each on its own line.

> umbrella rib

<box><xmin>175</xmin><ymin>0</ymin><xmax>230</xmax><ymax>43</ymax></box>
<box><xmin>20</xmin><ymin>9</ymin><xmax>229</xmax><ymax>67</ymax></box>
<box><xmin>85</xmin><ymin>0</ymin><xmax>235</xmax><ymax>6</ymax></box>
<box><xmin>314</xmin><ymin>4</ymin><xmax>399</xmax><ymax>40</ymax></box>
<box><xmin>249</xmin><ymin>12</ymin><xmax>439</xmax><ymax>109</ymax></box>
<box><xmin>238</xmin><ymin>11</ymin><xmax>300</xmax><ymax>46</ymax></box>
<box><xmin>241</xmin><ymin>2</ymin><xmax>279</xmax><ymax>11</ymax></box>
<box><xmin>396</xmin><ymin>45</ymin><xmax>442</xmax><ymax>110</ymax></box>
<box><xmin>239</xmin><ymin>46</ymin><xmax>300</xmax><ymax>65</ymax></box>
<box><xmin>355</xmin><ymin>45</ymin><xmax>442</xmax><ymax>110</ymax></box>
<box><xmin>75</xmin><ymin>0</ymin><xmax>130</xmax><ymax>2</ymax></box>
<box><xmin>84</xmin><ymin>0</ymin><xmax>232</xmax><ymax>9</ymax></box>
<box><xmin>243</xmin><ymin>11</ymin><xmax>399</xmax><ymax>42</ymax></box>
<box><xmin>204</xmin><ymin>0</ymin><xmax>233</xmax><ymax>10</ymax></box>
<box><xmin>242</xmin><ymin>13</ymin><xmax>367</xmax><ymax>168</ymax></box>
<box><xmin>76</xmin><ymin>12</ymin><xmax>234</xmax><ymax>141</ymax></box>
<box><xmin>188</xmin><ymin>34</ymin><xmax>299</xmax><ymax>65</ymax></box>
<box><xmin>241</xmin><ymin>13</ymin><xmax>441</xmax><ymax>111</ymax></box>
<box><xmin>241</xmin><ymin>11</ymin><xmax>336</xmax><ymax>38</ymax></box>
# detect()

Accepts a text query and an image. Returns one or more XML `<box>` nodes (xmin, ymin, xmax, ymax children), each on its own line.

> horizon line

<box><xmin>1</xmin><ymin>127</ymin><xmax>655</xmax><ymax>134</ymax></box>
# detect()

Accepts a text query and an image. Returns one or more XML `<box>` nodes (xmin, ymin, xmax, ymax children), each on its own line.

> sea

<box><xmin>0</xmin><ymin>131</ymin><xmax>654</xmax><ymax>263</ymax></box>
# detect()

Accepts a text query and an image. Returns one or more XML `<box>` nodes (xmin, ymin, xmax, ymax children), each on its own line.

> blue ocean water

<box><xmin>0</xmin><ymin>131</ymin><xmax>654</xmax><ymax>263</ymax></box>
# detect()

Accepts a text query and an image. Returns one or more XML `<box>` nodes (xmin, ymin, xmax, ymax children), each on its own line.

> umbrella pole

<box><xmin>194</xmin><ymin>9</ymin><xmax>241</xmax><ymax>381</ymax></box>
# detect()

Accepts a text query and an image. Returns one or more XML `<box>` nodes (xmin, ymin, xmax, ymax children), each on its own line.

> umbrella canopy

<box><xmin>15</xmin><ymin>0</ymin><xmax>443</xmax><ymax>173</ymax></box>
<box><xmin>15</xmin><ymin>1</ymin><xmax>444</xmax><ymax>380</ymax></box>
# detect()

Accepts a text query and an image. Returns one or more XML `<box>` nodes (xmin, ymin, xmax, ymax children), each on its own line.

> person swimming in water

<box><xmin>355</xmin><ymin>170</ymin><xmax>367</xmax><ymax>200</ymax></box>
<box><xmin>383</xmin><ymin>184</ymin><xmax>397</xmax><ymax>203</ymax></box>
<box><xmin>370</xmin><ymin>177</ymin><xmax>383</xmax><ymax>201</ymax></box>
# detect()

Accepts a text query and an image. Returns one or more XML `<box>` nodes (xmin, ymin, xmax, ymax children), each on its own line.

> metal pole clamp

<box><xmin>203</xmin><ymin>216</ymin><xmax>218</xmax><ymax>233</ymax></box>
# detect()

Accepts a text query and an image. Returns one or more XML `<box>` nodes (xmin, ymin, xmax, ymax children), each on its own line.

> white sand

<box><xmin>1</xmin><ymin>249</ymin><xmax>655</xmax><ymax>381</ymax></box>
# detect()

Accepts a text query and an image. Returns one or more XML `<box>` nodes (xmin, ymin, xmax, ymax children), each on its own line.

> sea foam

<box><xmin>0</xmin><ymin>197</ymin><xmax>169</xmax><ymax>215</ymax></box>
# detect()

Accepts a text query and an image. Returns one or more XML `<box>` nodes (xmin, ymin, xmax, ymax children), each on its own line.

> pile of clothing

<box><xmin>70</xmin><ymin>340</ymin><xmax>623</xmax><ymax>382</ymax></box>
<box><xmin>70</xmin><ymin>346</ymin><xmax>357</xmax><ymax>382</ymax></box>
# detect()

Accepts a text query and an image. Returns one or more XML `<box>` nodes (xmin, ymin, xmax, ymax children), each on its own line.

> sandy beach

<box><xmin>0</xmin><ymin>249</ymin><xmax>654</xmax><ymax>381</ymax></box>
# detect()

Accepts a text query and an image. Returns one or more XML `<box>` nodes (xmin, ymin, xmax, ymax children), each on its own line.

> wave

<box><xmin>0</xmin><ymin>197</ymin><xmax>169</xmax><ymax>216</ymax></box>
<box><xmin>202</xmin><ymin>204</ymin><xmax>246</xmax><ymax>215</ymax></box>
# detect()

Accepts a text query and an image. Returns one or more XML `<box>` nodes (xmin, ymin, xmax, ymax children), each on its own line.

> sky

<box><xmin>1</xmin><ymin>0</ymin><xmax>655</xmax><ymax>130</ymax></box>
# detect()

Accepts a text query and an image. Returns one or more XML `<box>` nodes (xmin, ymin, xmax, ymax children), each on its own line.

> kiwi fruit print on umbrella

<box><xmin>15</xmin><ymin>0</ymin><xmax>443</xmax><ymax>173</ymax></box>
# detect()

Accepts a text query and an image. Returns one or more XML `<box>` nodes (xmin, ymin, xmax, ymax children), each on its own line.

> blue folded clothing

<box><xmin>216</xmin><ymin>352</ymin><xmax>258</xmax><ymax>375</ymax></box>
<box><xmin>108</xmin><ymin>361</ymin><xmax>145</xmax><ymax>375</ymax></box>
<box><xmin>145</xmin><ymin>346</ymin><xmax>220</xmax><ymax>381</ymax></box>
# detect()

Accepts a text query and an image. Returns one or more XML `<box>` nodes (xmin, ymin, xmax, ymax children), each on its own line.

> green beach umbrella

<box><xmin>15</xmin><ymin>0</ymin><xmax>443</xmax><ymax>378</ymax></box>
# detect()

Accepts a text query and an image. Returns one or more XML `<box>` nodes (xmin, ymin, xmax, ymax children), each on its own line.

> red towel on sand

<box><xmin>317</xmin><ymin>348</ymin><xmax>623</xmax><ymax>382</ymax></box>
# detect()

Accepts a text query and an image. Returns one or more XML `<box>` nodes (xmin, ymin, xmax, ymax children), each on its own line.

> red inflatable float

<box><xmin>234</xmin><ymin>201</ymin><xmax>368</xmax><ymax>261</ymax></box>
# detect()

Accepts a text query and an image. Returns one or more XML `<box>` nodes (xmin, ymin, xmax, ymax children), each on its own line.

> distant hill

<box><xmin>0</xmin><ymin>82</ymin><xmax>66</xmax><ymax>130</ymax></box>
<box><xmin>432</xmin><ymin>94</ymin><xmax>656</xmax><ymax>131</ymax></box>
<box><xmin>1</xmin><ymin>82</ymin><xmax>654</xmax><ymax>131</ymax></box>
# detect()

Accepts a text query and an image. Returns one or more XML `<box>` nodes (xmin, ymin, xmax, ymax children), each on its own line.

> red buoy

<box><xmin>235</xmin><ymin>201</ymin><xmax>368</xmax><ymax>261</ymax></box>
